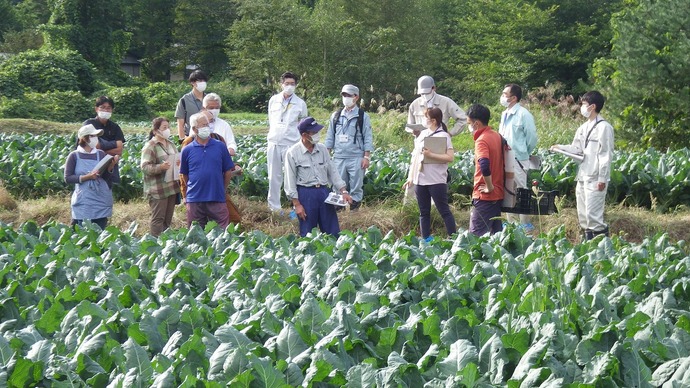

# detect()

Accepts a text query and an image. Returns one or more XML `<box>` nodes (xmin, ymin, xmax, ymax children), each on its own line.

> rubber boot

<box><xmin>592</xmin><ymin>226</ymin><xmax>609</xmax><ymax>238</ymax></box>
<box><xmin>584</xmin><ymin>229</ymin><xmax>594</xmax><ymax>241</ymax></box>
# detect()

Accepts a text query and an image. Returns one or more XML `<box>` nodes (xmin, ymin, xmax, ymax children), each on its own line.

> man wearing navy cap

<box><xmin>284</xmin><ymin>117</ymin><xmax>353</xmax><ymax>236</ymax></box>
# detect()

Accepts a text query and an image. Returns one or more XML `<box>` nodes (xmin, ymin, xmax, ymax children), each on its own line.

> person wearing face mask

<box><xmin>408</xmin><ymin>75</ymin><xmax>467</xmax><ymax>137</ymax></box>
<box><xmin>141</xmin><ymin>117</ymin><xmax>181</xmax><ymax>236</ymax></box>
<box><xmin>467</xmin><ymin>104</ymin><xmax>505</xmax><ymax>236</ymax></box>
<box><xmin>267</xmin><ymin>71</ymin><xmax>308</xmax><ymax>213</ymax></box>
<box><xmin>324</xmin><ymin>84</ymin><xmax>373</xmax><ymax>211</ymax></box>
<box><xmin>82</xmin><ymin>96</ymin><xmax>124</xmax><ymax>183</ymax></box>
<box><xmin>175</xmin><ymin>70</ymin><xmax>209</xmax><ymax>141</ymax></box>
<box><xmin>403</xmin><ymin>107</ymin><xmax>457</xmax><ymax>242</ymax></box>
<box><xmin>284</xmin><ymin>117</ymin><xmax>352</xmax><ymax>237</ymax></box>
<box><xmin>498</xmin><ymin>84</ymin><xmax>538</xmax><ymax>232</ymax></box>
<box><xmin>64</xmin><ymin>124</ymin><xmax>120</xmax><ymax>230</ymax></box>
<box><xmin>202</xmin><ymin>93</ymin><xmax>237</xmax><ymax>156</ymax></box>
<box><xmin>179</xmin><ymin>112</ymin><xmax>243</xmax><ymax>229</ymax></box>
<box><xmin>551</xmin><ymin>91</ymin><xmax>614</xmax><ymax>240</ymax></box>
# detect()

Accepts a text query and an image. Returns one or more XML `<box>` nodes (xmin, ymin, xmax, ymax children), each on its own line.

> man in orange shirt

<box><xmin>468</xmin><ymin>104</ymin><xmax>505</xmax><ymax>236</ymax></box>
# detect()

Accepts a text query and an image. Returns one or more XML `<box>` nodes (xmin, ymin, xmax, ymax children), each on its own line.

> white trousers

<box><xmin>506</xmin><ymin>159</ymin><xmax>531</xmax><ymax>224</ymax></box>
<box><xmin>267</xmin><ymin>143</ymin><xmax>289</xmax><ymax>210</ymax></box>
<box><xmin>576</xmin><ymin>180</ymin><xmax>607</xmax><ymax>232</ymax></box>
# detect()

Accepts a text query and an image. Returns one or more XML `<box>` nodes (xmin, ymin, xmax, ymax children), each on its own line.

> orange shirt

<box><xmin>472</xmin><ymin>126</ymin><xmax>504</xmax><ymax>201</ymax></box>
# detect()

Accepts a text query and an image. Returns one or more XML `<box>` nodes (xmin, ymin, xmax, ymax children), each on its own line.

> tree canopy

<box><xmin>0</xmin><ymin>0</ymin><xmax>688</xmax><ymax>149</ymax></box>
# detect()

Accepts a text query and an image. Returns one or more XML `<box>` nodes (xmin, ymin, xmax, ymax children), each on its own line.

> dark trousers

<box><xmin>297</xmin><ymin>186</ymin><xmax>340</xmax><ymax>237</ymax></box>
<box><xmin>415</xmin><ymin>183</ymin><xmax>457</xmax><ymax>238</ymax></box>
<box><xmin>470</xmin><ymin>199</ymin><xmax>503</xmax><ymax>236</ymax></box>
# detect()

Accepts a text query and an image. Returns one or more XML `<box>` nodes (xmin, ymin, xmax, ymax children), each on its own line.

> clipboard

<box><xmin>551</xmin><ymin>147</ymin><xmax>584</xmax><ymax>163</ymax></box>
<box><xmin>422</xmin><ymin>136</ymin><xmax>448</xmax><ymax>164</ymax></box>
<box><xmin>94</xmin><ymin>154</ymin><xmax>114</xmax><ymax>175</ymax></box>
<box><xmin>405</xmin><ymin>123</ymin><xmax>426</xmax><ymax>133</ymax></box>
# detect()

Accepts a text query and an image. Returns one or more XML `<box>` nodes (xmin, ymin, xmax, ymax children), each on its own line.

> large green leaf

<box><xmin>123</xmin><ymin>338</ymin><xmax>153</xmax><ymax>382</ymax></box>
<box><xmin>437</xmin><ymin>339</ymin><xmax>478</xmax><ymax>378</ymax></box>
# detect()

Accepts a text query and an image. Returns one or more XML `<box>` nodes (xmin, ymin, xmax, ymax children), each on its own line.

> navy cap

<box><xmin>297</xmin><ymin>117</ymin><xmax>324</xmax><ymax>133</ymax></box>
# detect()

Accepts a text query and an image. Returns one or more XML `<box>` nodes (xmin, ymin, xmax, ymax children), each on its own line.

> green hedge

<box><xmin>0</xmin><ymin>48</ymin><xmax>97</xmax><ymax>95</ymax></box>
<box><xmin>0</xmin><ymin>91</ymin><xmax>91</xmax><ymax>122</ymax></box>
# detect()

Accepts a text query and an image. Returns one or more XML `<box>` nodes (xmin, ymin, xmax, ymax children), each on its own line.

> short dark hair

<box><xmin>281</xmin><ymin>71</ymin><xmax>298</xmax><ymax>83</ymax></box>
<box><xmin>466</xmin><ymin>104</ymin><xmax>491</xmax><ymax>125</ymax></box>
<box><xmin>188</xmin><ymin>70</ymin><xmax>208</xmax><ymax>83</ymax></box>
<box><xmin>95</xmin><ymin>96</ymin><xmax>114</xmax><ymax>108</ymax></box>
<box><xmin>581</xmin><ymin>91</ymin><xmax>605</xmax><ymax>113</ymax></box>
<box><xmin>505</xmin><ymin>84</ymin><xmax>522</xmax><ymax>101</ymax></box>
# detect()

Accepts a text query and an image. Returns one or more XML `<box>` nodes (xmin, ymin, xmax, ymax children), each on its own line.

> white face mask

<box><xmin>342</xmin><ymin>97</ymin><xmax>355</xmax><ymax>108</ymax></box>
<box><xmin>87</xmin><ymin>136</ymin><xmax>99</xmax><ymax>149</ymax></box>
<box><xmin>208</xmin><ymin>109</ymin><xmax>220</xmax><ymax>119</ymax></box>
<box><xmin>159</xmin><ymin>129</ymin><xmax>171</xmax><ymax>139</ymax></box>
<box><xmin>580</xmin><ymin>104</ymin><xmax>592</xmax><ymax>118</ymax></box>
<box><xmin>195</xmin><ymin>81</ymin><xmax>207</xmax><ymax>93</ymax></box>
<box><xmin>310</xmin><ymin>133</ymin><xmax>320</xmax><ymax>144</ymax></box>
<box><xmin>97</xmin><ymin>111</ymin><xmax>111</xmax><ymax>120</ymax></box>
<box><xmin>500</xmin><ymin>95</ymin><xmax>510</xmax><ymax>107</ymax></box>
<box><xmin>283</xmin><ymin>84</ymin><xmax>296</xmax><ymax>95</ymax></box>
<box><xmin>423</xmin><ymin>118</ymin><xmax>430</xmax><ymax>128</ymax></box>
<box><xmin>422</xmin><ymin>92</ymin><xmax>435</xmax><ymax>103</ymax></box>
<box><xmin>197</xmin><ymin>126</ymin><xmax>211</xmax><ymax>139</ymax></box>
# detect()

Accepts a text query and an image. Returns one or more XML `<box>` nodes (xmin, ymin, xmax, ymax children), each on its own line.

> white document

<box><xmin>551</xmin><ymin>147</ymin><xmax>584</xmax><ymax>163</ymax></box>
<box><xmin>165</xmin><ymin>153</ymin><xmax>180</xmax><ymax>182</ymax></box>
<box><xmin>324</xmin><ymin>192</ymin><xmax>348</xmax><ymax>207</ymax></box>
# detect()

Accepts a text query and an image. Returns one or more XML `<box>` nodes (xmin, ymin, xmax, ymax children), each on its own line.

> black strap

<box><xmin>584</xmin><ymin>119</ymin><xmax>606</xmax><ymax>148</ymax></box>
<box><xmin>331</xmin><ymin>108</ymin><xmax>365</xmax><ymax>145</ymax></box>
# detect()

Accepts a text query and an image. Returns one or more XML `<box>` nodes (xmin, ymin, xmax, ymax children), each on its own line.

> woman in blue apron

<box><xmin>64</xmin><ymin>124</ymin><xmax>120</xmax><ymax>229</ymax></box>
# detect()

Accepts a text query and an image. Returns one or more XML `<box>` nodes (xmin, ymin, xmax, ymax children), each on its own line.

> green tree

<box><xmin>128</xmin><ymin>0</ymin><xmax>177</xmax><ymax>81</ymax></box>
<box><xmin>172</xmin><ymin>0</ymin><xmax>236</xmax><ymax>77</ymax></box>
<box><xmin>42</xmin><ymin>0</ymin><xmax>131</xmax><ymax>75</ymax></box>
<box><xmin>592</xmin><ymin>0</ymin><xmax>690</xmax><ymax>149</ymax></box>
<box><xmin>227</xmin><ymin>0</ymin><xmax>310</xmax><ymax>87</ymax></box>
<box><xmin>0</xmin><ymin>0</ymin><xmax>20</xmax><ymax>43</ymax></box>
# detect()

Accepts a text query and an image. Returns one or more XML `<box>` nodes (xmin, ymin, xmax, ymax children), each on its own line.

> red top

<box><xmin>473</xmin><ymin>126</ymin><xmax>505</xmax><ymax>201</ymax></box>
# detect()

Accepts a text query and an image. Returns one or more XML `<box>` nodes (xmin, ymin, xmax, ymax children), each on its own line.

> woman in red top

<box><xmin>467</xmin><ymin>104</ymin><xmax>505</xmax><ymax>236</ymax></box>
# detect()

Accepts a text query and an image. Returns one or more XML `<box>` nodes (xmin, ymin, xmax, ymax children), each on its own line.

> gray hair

<box><xmin>189</xmin><ymin>112</ymin><xmax>209</xmax><ymax>130</ymax></box>
<box><xmin>203</xmin><ymin>93</ymin><xmax>222</xmax><ymax>107</ymax></box>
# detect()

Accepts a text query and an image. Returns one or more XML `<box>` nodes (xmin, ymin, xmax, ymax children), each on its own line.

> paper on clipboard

<box><xmin>551</xmin><ymin>147</ymin><xmax>584</xmax><ymax>163</ymax></box>
<box><xmin>324</xmin><ymin>192</ymin><xmax>348</xmax><ymax>207</ymax></box>
<box><xmin>422</xmin><ymin>136</ymin><xmax>448</xmax><ymax>164</ymax></box>
<box><xmin>165</xmin><ymin>153</ymin><xmax>181</xmax><ymax>182</ymax></box>
<box><xmin>405</xmin><ymin>123</ymin><xmax>426</xmax><ymax>133</ymax></box>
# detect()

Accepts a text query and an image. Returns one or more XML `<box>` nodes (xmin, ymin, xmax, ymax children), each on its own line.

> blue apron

<box><xmin>71</xmin><ymin>152</ymin><xmax>113</xmax><ymax>220</ymax></box>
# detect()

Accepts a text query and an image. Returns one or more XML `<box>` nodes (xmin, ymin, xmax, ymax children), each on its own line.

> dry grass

<box><xmin>0</xmin><ymin>191</ymin><xmax>688</xmax><ymax>244</ymax></box>
<box><xmin>0</xmin><ymin>185</ymin><xmax>18</xmax><ymax>211</ymax></box>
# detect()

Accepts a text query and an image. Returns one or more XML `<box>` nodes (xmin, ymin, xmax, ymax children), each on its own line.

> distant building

<box><xmin>120</xmin><ymin>54</ymin><xmax>141</xmax><ymax>77</ymax></box>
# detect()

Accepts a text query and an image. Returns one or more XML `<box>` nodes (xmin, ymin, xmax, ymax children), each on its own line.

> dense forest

<box><xmin>0</xmin><ymin>0</ymin><xmax>687</xmax><ymax>149</ymax></box>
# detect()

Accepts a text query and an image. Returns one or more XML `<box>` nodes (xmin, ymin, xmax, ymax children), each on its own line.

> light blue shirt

<box><xmin>499</xmin><ymin>103</ymin><xmax>537</xmax><ymax>162</ymax></box>
<box><xmin>324</xmin><ymin>106</ymin><xmax>374</xmax><ymax>159</ymax></box>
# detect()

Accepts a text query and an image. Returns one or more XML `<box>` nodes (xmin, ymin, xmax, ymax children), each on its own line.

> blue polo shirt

<box><xmin>180</xmin><ymin>138</ymin><xmax>234</xmax><ymax>203</ymax></box>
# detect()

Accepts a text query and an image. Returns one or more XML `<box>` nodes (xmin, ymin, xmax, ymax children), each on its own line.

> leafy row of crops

<box><xmin>1</xmin><ymin>133</ymin><xmax>689</xmax><ymax>211</ymax></box>
<box><xmin>1</xmin><ymin>221</ymin><xmax>689</xmax><ymax>386</ymax></box>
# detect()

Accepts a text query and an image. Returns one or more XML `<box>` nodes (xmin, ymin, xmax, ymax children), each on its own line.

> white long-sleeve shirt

<box><xmin>558</xmin><ymin>114</ymin><xmax>614</xmax><ymax>183</ymax></box>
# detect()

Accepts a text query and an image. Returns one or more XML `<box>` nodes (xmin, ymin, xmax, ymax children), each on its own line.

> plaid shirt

<box><xmin>141</xmin><ymin>137</ymin><xmax>180</xmax><ymax>199</ymax></box>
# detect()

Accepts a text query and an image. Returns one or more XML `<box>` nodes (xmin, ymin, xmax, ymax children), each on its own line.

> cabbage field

<box><xmin>1</xmin><ymin>221</ymin><xmax>689</xmax><ymax>386</ymax></box>
<box><xmin>1</xmin><ymin>132</ymin><xmax>690</xmax><ymax>386</ymax></box>
<box><xmin>1</xmin><ymin>133</ymin><xmax>689</xmax><ymax>211</ymax></box>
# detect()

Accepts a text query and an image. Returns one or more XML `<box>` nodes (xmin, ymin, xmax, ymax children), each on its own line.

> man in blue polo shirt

<box><xmin>180</xmin><ymin>111</ymin><xmax>242</xmax><ymax>229</ymax></box>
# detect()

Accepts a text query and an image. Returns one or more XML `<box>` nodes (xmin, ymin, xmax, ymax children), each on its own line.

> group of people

<box><xmin>64</xmin><ymin>70</ymin><xmax>614</xmax><ymax>241</ymax></box>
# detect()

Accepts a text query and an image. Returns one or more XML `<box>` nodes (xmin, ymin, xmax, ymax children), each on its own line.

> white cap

<box><xmin>77</xmin><ymin>124</ymin><xmax>103</xmax><ymax>139</ymax></box>
<box><xmin>417</xmin><ymin>75</ymin><xmax>435</xmax><ymax>94</ymax></box>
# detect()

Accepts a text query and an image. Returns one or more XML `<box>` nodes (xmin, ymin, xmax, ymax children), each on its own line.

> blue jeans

<box><xmin>415</xmin><ymin>183</ymin><xmax>456</xmax><ymax>238</ymax></box>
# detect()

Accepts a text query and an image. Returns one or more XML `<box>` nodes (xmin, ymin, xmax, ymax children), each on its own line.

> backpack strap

<box><xmin>356</xmin><ymin>108</ymin><xmax>365</xmax><ymax>145</ymax></box>
<box><xmin>331</xmin><ymin>108</ymin><xmax>343</xmax><ymax>141</ymax></box>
